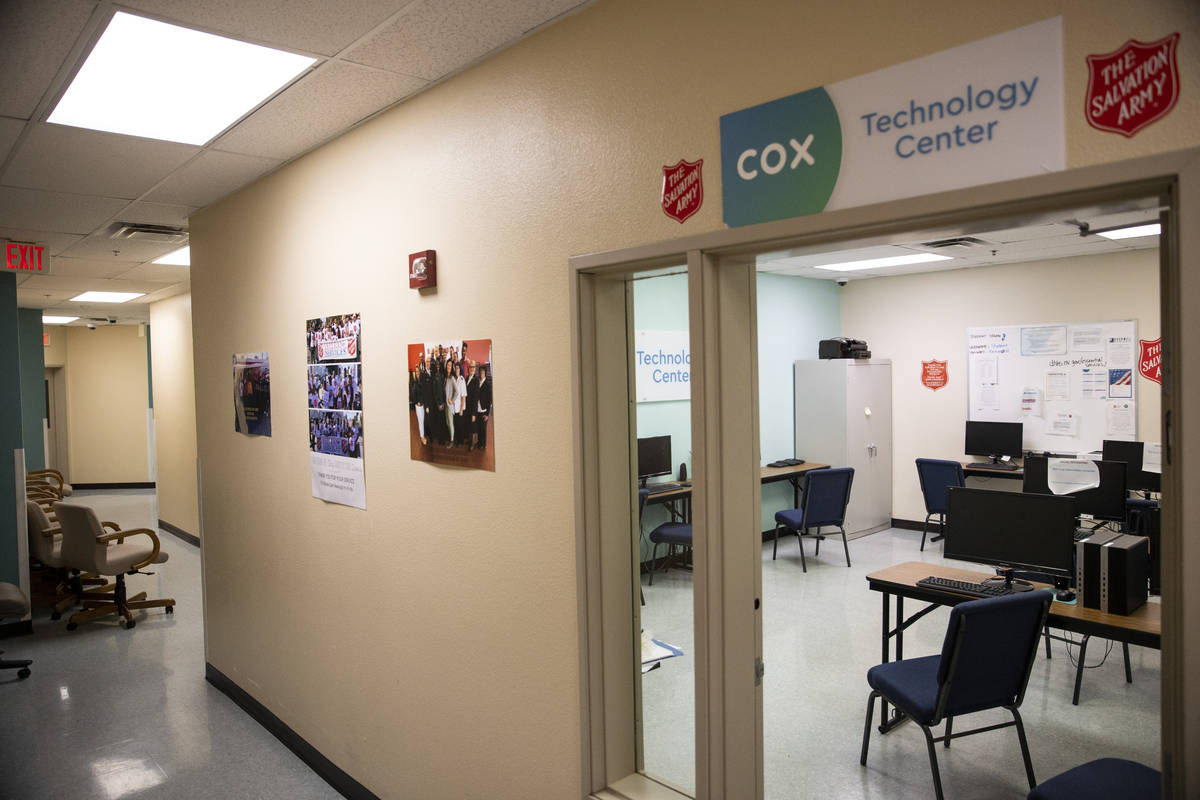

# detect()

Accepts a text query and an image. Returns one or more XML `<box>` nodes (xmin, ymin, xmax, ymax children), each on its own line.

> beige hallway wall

<box><xmin>150</xmin><ymin>294</ymin><xmax>199</xmax><ymax>536</ymax></box>
<box><xmin>188</xmin><ymin>1</ymin><xmax>1199</xmax><ymax>797</ymax></box>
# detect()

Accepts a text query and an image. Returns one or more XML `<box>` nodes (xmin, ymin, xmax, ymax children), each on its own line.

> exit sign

<box><xmin>4</xmin><ymin>241</ymin><xmax>49</xmax><ymax>273</ymax></box>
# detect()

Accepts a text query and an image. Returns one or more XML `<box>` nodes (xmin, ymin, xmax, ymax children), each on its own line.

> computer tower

<box><xmin>1077</xmin><ymin>530</ymin><xmax>1122</xmax><ymax>610</ymax></box>
<box><xmin>1100</xmin><ymin>534</ymin><xmax>1149</xmax><ymax>615</ymax></box>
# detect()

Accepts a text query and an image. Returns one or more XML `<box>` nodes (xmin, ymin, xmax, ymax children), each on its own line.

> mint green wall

<box><xmin>0</xmin><ymin>275</ymin><xmax>23</xmax><ymax>585</ymax></box>
<box><xmin>17</xmin><ymin>308</ymin><xmax>45</xmax><ymax>471</ymax></box>
<box><xmin>632</xmin><ymin>271</ymin><xmax>841</xmax><ymax>560</ymax></box>
<box><xmin>756</xmin><ymin>274</ymin><xmax>841</xmax><ymax>526</ymax></box>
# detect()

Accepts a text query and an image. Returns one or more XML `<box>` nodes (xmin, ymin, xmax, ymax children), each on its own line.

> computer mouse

<box><xmin>1056</xmin><ymin>589</ymin><xmax>1076</xmax><ymax>603</ymax></box>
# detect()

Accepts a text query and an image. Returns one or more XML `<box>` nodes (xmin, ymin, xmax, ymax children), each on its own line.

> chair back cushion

<box><xmin>25</xmin><ymin>500</ymin><xmax>60</xmax><ymax>565</ymax></box>
<box><xmin>53</xmin><ymin>502</ymin><xmax>107</xmax><ymax>573</ymax></box>
<box><xmin>800</xmin><ymin>468</ymin><xmax>854</xmax><ymax>527</ymax></box>
<box><xmin>915</xmin><ymin>458</ymin><xmax>965</xmax><ymax>515</ymax></box>
<box><xmin>935</xmin><ymin>590</ymin><xmax>1050</xmax><ymax>717</ymax></box>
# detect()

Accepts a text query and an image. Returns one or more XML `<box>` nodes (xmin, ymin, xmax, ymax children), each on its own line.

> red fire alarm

<box><xmin>409</xmin><ymin>250</ymin><xmax>437</xmax><ymax>289</ymax></box>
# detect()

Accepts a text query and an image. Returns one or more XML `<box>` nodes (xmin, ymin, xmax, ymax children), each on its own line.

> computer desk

<box><xmin>643</xmin><ymin>462</ymin><xmax>832</xmax><ymax>523</ymax></box>
<box><xmin>961</xmin><ymin>461</ymin><xmax>1025</xmax><ymax>480</ymax></box>
<box><xmin>866</xmin><ymin>561</ymin><xmax>1161</xmax><ymax>730</ymax></box>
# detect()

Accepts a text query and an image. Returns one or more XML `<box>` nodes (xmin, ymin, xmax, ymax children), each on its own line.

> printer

<box><xmin>819</xmin><ymin>338</ymin><xmax>872</xmax><ymax>359</ymax></box>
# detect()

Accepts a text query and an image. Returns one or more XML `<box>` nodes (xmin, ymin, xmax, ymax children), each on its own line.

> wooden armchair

<box><xmin>26</xmin><ymin>468</ymin><xmax>72</xmax><ymax>500</ymax></box>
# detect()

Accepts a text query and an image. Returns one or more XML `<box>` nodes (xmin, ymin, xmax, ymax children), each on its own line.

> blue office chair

<box><xmin>772</xmin><ymin>467</ymin><xmax>853</xmax><ymax>571</ymax></box>
<box><xmin>915</xmin><ymin>458</ymin><xmax>965</xmax><ymax>551</ymax></box>
<box><xmin>1027</xmin><ymin>757</ymin><xmax>1161</xmax><ymax>800</ymax></box>
<box><xmin>860</xmin><ymin>590</ymin><xmax>1052</xmax><ymax>800</ymax></box>
<box><xmin>641</xmin><ymin>488</ymin><xmax>692</xmax><ymax>586</ymax></box>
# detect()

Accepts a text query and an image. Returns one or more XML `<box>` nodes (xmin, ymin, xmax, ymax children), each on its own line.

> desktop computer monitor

<box><xmin>1102</xmin><ymin>439</ymin><xmax>1160</xmax><ymax>494</ymax></box>
<box><xmin>1022</xmin><ymin>457</ymin><xmax>1127</xmax><ymax>522</ymax></box>
<box><xmin>637</xmin><ymin>435</ymin><xmax>672</xmax><ymax>482</ymax></box>
<box><xmin>945</xmin><ymin>487</ymin><xmax>1076</xmax><ymax>578</ymax></box>
<box><xmin>964</xmin><ymin>420</ymin><xmax>1024</xmax><ymax>462</ymax></box>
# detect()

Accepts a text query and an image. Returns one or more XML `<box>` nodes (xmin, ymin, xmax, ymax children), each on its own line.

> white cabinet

<box><xmin>793</xmin><ymin>359</ymin><xmax>892</xmax><ymax>535</ymax></box>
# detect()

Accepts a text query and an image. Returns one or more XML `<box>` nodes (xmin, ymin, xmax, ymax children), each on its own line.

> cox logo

<box><xmin>736</xmin><ymin>133</ymin><xmax>815</xmax><ymax>180</ymax></box>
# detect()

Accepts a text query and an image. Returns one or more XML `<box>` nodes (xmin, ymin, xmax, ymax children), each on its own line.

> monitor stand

<box><xmin>981</xmin><ymin>567</ymin><xmax>1035</xmax><ymax>593</ymax></box>
<box><xmin>971</xmin><ymin>454</ymin><xmax>1019</xmax><ymax>470</ymax></box>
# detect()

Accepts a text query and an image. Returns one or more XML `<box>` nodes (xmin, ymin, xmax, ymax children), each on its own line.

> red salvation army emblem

<box><xmin>921</xmin><ymin>360</ymin><xmax>948</xmax><ymax>391</ymax></box>
<box><xmin>1086</xmin><ymin>33</ymin><xmax>1180</xmax><ymax>138</ymax></box>
<box><xmin>1139</xmin><ymin>337</ymin><xmax>1161</xmax><ymax>384</ymax></box>
<box><xmin>662</xmin><ymin>159</ymin><xmax>703</xmax><ymax>223</ymax></box>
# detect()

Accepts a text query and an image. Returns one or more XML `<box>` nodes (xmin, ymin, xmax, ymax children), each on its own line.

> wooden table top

<box><xmin>643</xmin><ymin>462</ymin><xmax>832</xmax><ymax>501</ymax></box>
<box><xmin>867</xmin><ymin>561</ymin><xmax>1160</xmax><ymax>639</ymax></box>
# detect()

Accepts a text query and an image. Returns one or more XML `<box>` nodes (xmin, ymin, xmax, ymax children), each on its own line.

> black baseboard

<box><xmin>891</xmin><ymin>518</ymin><xmax>926</xmax><ymax>532</ymax></box>
<box><xmin>205</xmin><ymin>663</ymin><xmax>378</xmax><ymax>800</ymax></box>
<box><xmin>72</xmin><ymin>482</ymin><xmax>156</xmax><ymax>490</ymax></box>
<box><xmin>0</xmin><ymin>619</ymin><xmax>33</xmax><ymax>639</ymax></box>
<box><xmin>158</xmin><ymin>519</ymin><xmax>199</xmax><ymax>547</ymax></box>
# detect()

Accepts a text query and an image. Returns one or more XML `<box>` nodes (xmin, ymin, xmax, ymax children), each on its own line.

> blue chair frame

<box><xmin>915</xmin><ymin>458</ymin><xmax>965</xmax><ymax>551</ymax></box>
<box><xmin>860</xmin><ymin>591</ymin><xmax>1051</xmax><ymax>800</ymax></box>
<box><xmin>772</xmin><ymin>467</ymin><xmax>854</xmax><ymax>572</ymax></box>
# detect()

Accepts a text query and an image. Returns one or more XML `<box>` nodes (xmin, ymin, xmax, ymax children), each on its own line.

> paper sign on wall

<box><xmin>306</xmin><ymin>313</ymin><xmax>365</xmax><ymax>509</ymax></box>
<box><xmin>1106</xmin><ymin>401</ymin><xmax>1135</xmax><ymax>437</ymax></box>
<box><xmin>1144</xmin><ymin>443</ymin><xmax>1163</xmax><ymax>474</ymax></box>
<box><xmin>1046</xmin><ymin>458</ymin><xmax>1100</xmax><ymax>495</ymax></box>
<box><xmin>635</xmin><ymin>330</ymin><xmax>691</xmax><ymax>402</ymax></box>
<box><xmin>1020</xmin><ymin>386</ymin><xmax>1042</xmax><ymax>417</ymax></box>
<box><xmin>1047</xmin><ymin>411</ymin><xmax>1078</xmax><ymax>436</ymax></box>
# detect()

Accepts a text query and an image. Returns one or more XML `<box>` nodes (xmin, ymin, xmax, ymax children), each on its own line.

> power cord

<box><xmin>1059</xmin><ymin>631</ymin><xmax>1114</xmax><ymax>670</ymax></box>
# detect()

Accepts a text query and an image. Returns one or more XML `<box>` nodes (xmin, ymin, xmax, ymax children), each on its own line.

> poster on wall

<box><xmin>233</xmin><ymin>352</ymin><xmax>272</xmax><ymax>436</ymax></box>
<box><xmin>407</xmin><ymin>339</ymin><xmax>494</xmax><ymax>471</ymax></box>
<box><xmin>634</xmin><ymin>330</ymin><xmax>691</xmax><ymax>402</ymax></box>
<box><xmin>306</xmin><ymin>313</ymin><xmax>366</xmax><ymax>509</ymax></box>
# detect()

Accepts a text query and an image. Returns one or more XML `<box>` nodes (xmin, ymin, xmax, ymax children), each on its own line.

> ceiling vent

<box><xmin>920</xmin><ymin>236</ymin><xmax>991</xmax><ymax>250</ymax></box>
<box><xmin>108</xmin><ymin>223</ymin><xmax>188</xmax><ymax>244</ymax></box>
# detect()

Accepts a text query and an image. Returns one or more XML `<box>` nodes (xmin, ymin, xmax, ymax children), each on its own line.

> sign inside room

<box><xmin>719</xmin><ymin>17</ymin><xmax>1064</xmax><ymax>227</ymax></box>
<box><xmin>4</xmin><ymin>241</ymin><xmax>49</xmax><ymax>273</ymax></box>
<box><xmin>1138</xmin><ymin>337</ymin><xmax>1161</xmax><ymax>384</ymax></box>
<box><xmin>634</xmin><ymin>330</ymin><xmax>691</xmax><ymax>402</ymax></box>
<box><xmin>1085</xmin><ymin>33</ymin><xmax>1180</xmax><ymax>138</ymax></box>
<box><xmin>921</xmin><ymin>359</ymin><xmax>948</xmax><ymax>391</ymax></box>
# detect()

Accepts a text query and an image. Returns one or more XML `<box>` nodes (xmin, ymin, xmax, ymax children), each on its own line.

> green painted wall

<box><xmin>0</xmin><ymin>274</ymin><xmax>23</xmax><ymax>585</ymax></box>
<box><xmin>17</xmin><ymin>307</ymin><xmax>45</xmax><ymax>471</ymax></box>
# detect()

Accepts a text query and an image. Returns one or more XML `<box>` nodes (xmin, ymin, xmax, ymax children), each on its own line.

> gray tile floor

<box><xmin>1</xmin><ymin>490</ymin><xmax>339</xmax><ymax>800</ymax></box>
<box><xmin>640</xmin><ymin>527</ymin><xmax>1161</xmax><ymax>799</ymax></box>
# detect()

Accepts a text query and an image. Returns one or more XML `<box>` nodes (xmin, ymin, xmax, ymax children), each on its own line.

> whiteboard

<box><xmin>966</xmin><ymin>320</ymin><xmax>1137</xmax><ymax>455</ymax></box>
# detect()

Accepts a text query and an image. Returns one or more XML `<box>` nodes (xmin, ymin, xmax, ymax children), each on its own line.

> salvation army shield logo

<box><xmin>662</xmin><ymin>159</ymin><xmax>703</xmax><ymax>223</ymax></box>
<box><xmin>921</xmin><ymin>360</ymin><xmax>948</xmax><ymax>391</ymax></box>
<box><xmin>1086</xmin><ymin>33</ymin><xmax>1180</xmax><ymax>138</ymax></box>
<box><xmin>1139</xmin><ymin>337</ymin><xmax>1161</xmax><ymax>384</ymax></box>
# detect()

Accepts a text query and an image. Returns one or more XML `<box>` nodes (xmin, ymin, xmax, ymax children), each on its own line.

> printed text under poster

<box><xmin>306</xmin><ymin>313</ymin><xmax>365</xmax><ymax>509</ymax></box>
<box><xmin>407</xmin><ymin>339</ymin><xmax>495</xmax><ymax>471</ymax></box>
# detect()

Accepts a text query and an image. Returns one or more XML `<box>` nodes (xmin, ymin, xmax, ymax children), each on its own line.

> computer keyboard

<box><xmin>915</xmin><ymin>576</ymin><xmax>1016</xmax><ymax>597</ymax></box>
<box><xmin>644</xmin><ymin>483</ymin><xmax>683</xmax><ymax>495</ymax></box>
<box><xmin>971</xmin><ymin>461</ymin><xmax>1020</xmax><ymax>470</ymax></box>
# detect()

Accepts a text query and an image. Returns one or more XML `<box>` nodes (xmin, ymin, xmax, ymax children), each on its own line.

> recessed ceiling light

<box><xmin>70</xmin><ymin>291</ymin><xmax>144</xmax><ymax>303</ymax></box>
<box><xmin>42</xmin><ymin>316</ymin><xmax>79</xmax><ymax>325</ymax></box>
<box><xmin>153</xmin><ymin>246</ymin><xmax>190</xmax><ymax>266</ymax></box>
<box><xmin>1096</xmin><ymin>223</ymin><xmax>1161</xmax><ymax>240</ymax></box>
<box><xmin>47</xmin><ymin>11</ymin><xmax>316</xmax><ymax>146</ymax></box>
<box><xmin>813</xmin><ymin>252</ymin><xmax>954</xmax><ymax>272</ymax></box>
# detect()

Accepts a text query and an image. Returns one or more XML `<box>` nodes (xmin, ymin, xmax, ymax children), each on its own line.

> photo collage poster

<box><xmin>306</xmin><ymin>313</ymin><xmax>366</xmax><ymax>508</ymax></box>
<box><xmin>233</xmin><ymin>352</ymin><xmax>271</xmax><ymax>436</ymax></box>
<box><xmin>407</xmin><ymin>339</ymin><xmax>494</xmax><ymax>471</ymax></box>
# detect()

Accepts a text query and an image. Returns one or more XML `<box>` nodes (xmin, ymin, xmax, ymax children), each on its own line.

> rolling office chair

<box><xmin>54</xmin><ymin>502</ymin><xmax>175</xmax><ymax>630</ymax></box>
<box><xmin>772</xmin><ymin>467</ymin><xmax>854</xmax><ymax>571</ymax></box>
<box><xmin>26</xmin><ymin>499</ymin><xmax>114</xmax><ymax>620</ymax></box>
<box><xmin>26</xmin><ymin>468</ymin><xmax>72</xmax><ymax>499</ymax></box>
<box><xmin>0</xmin><ymin>582</ymin><xmax>32</xmax><ymax>679</ymax></box>
<box><xmin>915</xmin><ymin>458</ymin><xmax>965</xmax><ymax>550</ymax></box>
<box><xmin>860</xmin><ymin>590</ymin><xmax>1051</xmax><ymax>800</ymax></box>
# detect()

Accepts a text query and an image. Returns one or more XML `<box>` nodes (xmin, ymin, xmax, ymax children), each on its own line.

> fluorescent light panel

<box><xmin>48</xmin><ymin>12</ymin><xmax>316</xmax><ymax>146</ymax></box>
<box><xmin>153</xmin><ymin>246</ymin><xmax>190</xmax><ymax>266</ymax></box>
<box><xmin>70</xmin><ymin>291</ymin><xmax>144</xmax><ymax>303</ymax></box>
<box><xmin>1097</xmin><ymin>223</ymin><xmax>1161</xmax><ymax>240</ymax></box>
<box><xmin>813</xmin><ymin>252</ymin><xmax>953</xmax><ymax>272</ymax></box>
<box><xmin>42</xmin><ymin>316</ymin><xmax>79</xmax><ymax>324</ymax></box>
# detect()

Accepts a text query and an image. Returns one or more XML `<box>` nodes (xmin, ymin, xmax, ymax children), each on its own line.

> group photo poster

<box><xmin>306</xmin><ymin>313</ymin><xmax>366</xmax><ymax>509</ymax></box>
<box><xmin>407</xmin><ymin>338</ymin><xmax>494</xmax><ymax>471</ymax></box>
<box><xmin>233</xmin><ymin>352</ymin><xmax>272</xmax><ymax>436</ymax></box>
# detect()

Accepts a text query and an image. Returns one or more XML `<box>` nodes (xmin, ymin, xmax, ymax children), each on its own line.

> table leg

<box><xmin>1072</xmin><ymin>635</ymin><xmax>1090</xmax><ymax>705</ymax></box>
<box><xmin>879</xmin><ymin>592</ymin><xmax>890</xmax><ymax>731</ymax></box>
<box><xmin>896</xmin><ymin>596</ymin><xmax>904</xmax><ymax>662</ymax></box>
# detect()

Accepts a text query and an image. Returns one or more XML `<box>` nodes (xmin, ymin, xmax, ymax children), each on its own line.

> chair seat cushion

<box><xmin>774</xmin><ymin>508</ymin><xmax>806</xmax><ymax>529</ymax></box>
<box><xmin>0</xmin><ymin>582</ymin><xmax>30</xmax><ymax>618</ymax></box>
<box><xmin>867</xmin><ymin>654</ymin><xmax>941</xmax><ymax>725</ymax></box>
<box><xmin>1029</xmin><ymin>757</ymin><xmax>1161</xmax><ymax>800</ymax></box>
<box><xmin>97</xmin><ymin>540</ymin><xmax>156</xmax><ymax>574</ymax></box>
<box><xmin>649</xmin><ymin>523</ymin><xmax>692</xmax><ymax>546</ymax></box>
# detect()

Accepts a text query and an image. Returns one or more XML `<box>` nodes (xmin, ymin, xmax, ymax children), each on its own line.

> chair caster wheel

<box><xmin>124</xmin><ymin>619</ymin><xmax>136</xmax><ymax>629</ymax></box>
<box><xmin>165</xmin><ymin>606</ymin><xmax>173</xmax><ymax>614</ymax></box>
<box><xmin>66</xmin><ymin>622</ymin><xmax>77</xmax><ymax>631</ymax></box>
<box><xmin>17</xmin><ymin>667</ymin><xmax>30</xmax><ymax>679</ymax></box>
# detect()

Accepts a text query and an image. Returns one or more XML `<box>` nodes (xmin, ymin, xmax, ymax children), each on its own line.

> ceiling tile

<box><xmin>17</xmin><ymin>289</ymin><xmax>75</xmax><ymax>309</ymax></box>
<box><xmin>216</xmin><ymin>61</ymin><xmax>426</xmax><ymax>160</ymax></box>
<box><xmin>113</xmin><ymin>262</ymin><xmax>189</xmax><ymax>283</ymax></box>
<box><xmin>141</xmin><ymin>149</ymin><xmax>280</xmax><ymax>207</ymax></box>
<box><xmin>39</xmin><ymin>256</ymin><xmax>131</xmax><ymax>280</ymax></box>
<box><xmin>61</xmin><ymin>233</ymin><xmax>183</xmax><ymax>263</ymax></box>
<box><xmin>0</xmin><ymin>0</ymin><xmax>98</xmax><ymax>119</ymax></box>
<box><xmin>118</xmin><ymin>201</ymin><xmax>197</xmax><ymax>229</ymax></box>
<box><xmin>18</xmin><ymin>274</ymin><xmax>160</xmax><ymax>294</ymax></box>
<box><xmin>0</xmin><ymin>186</ymin><xmax>127</xmax><ymax>233</ymax></box>
<box><xmin>0</xmin><ymin>117</ymin><xmax>26</xmax><ymax>164</ymax></box>
<box><xmin>0</xmin><ymin>227</ymin><xmax>84</xmax><ymax>255</ymax></box>
<box><xmin>139</xmin><ymin>282</ymin><xmax>190</xmax><ymax>304</ymax></box>
<box><xmin>121</xmin><ymin>0</ymin><xmax>406</xmax><ymax>56</ymax></box>
<box><xmin>2</xmin><ymin>124</ymin><xmax>200</xmax><ymax>199</ymax></box>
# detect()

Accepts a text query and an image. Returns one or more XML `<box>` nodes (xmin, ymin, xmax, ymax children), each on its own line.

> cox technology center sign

<box><xmin>720</xmin><ymin>18</ymin><xmax>1064</xmax><ymax>227</ymax></box>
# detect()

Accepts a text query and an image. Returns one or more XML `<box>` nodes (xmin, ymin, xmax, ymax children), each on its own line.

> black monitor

<box><xmin>1022</xmin><ymin>457</ymin><xmax>1127</xmax><ymax>522</ymax></box>
<box><xmin>964</xmin><ymin>420</ymin><xmax>1024</xmax><ymax>463</ymax></box>
<box><xmin>637</xmin><ymin>435</ymin><xmax>672</xmax><ymax>482</ymax></box>
<box><xmin>945</xmin><ymin>487</ymin><xmax>1077</xmax><ymax>580</ymax></box>
<box><xmin>1102</xmin><ymin>439</ymin><xmax>1161</xmax><ymax>494</ymax></box>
